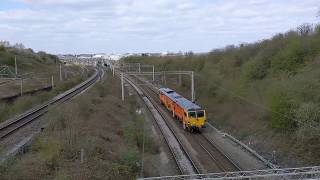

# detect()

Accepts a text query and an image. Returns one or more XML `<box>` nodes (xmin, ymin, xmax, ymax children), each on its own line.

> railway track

<box><xmin>0</xmin><ymin>68</ymin><xmax>102</xmax><ymax>141</ymax></box>
<box><xmin>123</xmin><ymin>74</ymin><xmax>199</xmax><ymax>175</ymax></box>
<box><xmin>125</xmin><ymin>74</ymin><xmax>241</xmax><ymax>174</ymax></box>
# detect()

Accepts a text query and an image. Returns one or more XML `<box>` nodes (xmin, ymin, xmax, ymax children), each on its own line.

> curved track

<box><xmin>0</xmin><ymin>68</ymin><xmax>102</xmax><ymax>140</ymax></box>
<box><xmin>123</xmin><ymin>74</ymin><xmax>199</xmax><ymax>175</ymax></box>
<box><xmin>129</xmin><ymin>74</ymin><xmax>241</xmax><ymax>174</ymax></box>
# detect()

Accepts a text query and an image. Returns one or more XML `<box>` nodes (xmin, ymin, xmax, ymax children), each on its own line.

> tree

<box><xmin>297</xmin><ymin>23</ymin><xmax>313</xmax><ymax>36</ymax></box>
<box><xmin>0</xmin><ymin>40</ymin><xmax>10</xmax><ymax>47</ymax></box>
<box><xmin>185</xmin><ymin>51</ymin><xmax>194</xmax><ymax>56</ymax></box>
<box><xmin>13</xmin><ymin>43</ymin><xmax>25</xmax><ymax>50</ymax></box>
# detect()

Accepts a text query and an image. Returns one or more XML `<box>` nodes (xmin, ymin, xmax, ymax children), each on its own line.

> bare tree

<box><xmin>13</xmin><ymin>43</ymin><xmax>25</xmax><ymax>50</ymax></box>
<box><xmin>0</xmin><ymin>40</ymin><xmax>10</xmax><ymax>47</ymax></box>
<box><xmin>297</xmin><ymin>23</ymin><xmax>313</xmax><ymax>36</ymax></box>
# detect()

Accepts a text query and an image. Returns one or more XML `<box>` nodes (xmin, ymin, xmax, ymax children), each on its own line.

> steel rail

<box><xmin>121</xmin><ymin>73</ymin><xmax>200</xmax><ymax>176</ymax></box>
<box><xmin>140</xmin><ymin>85</ymin><xmax>203</xmax><ymax>174</ymax></box>
<box><xmin>142</xmin><ymin>81</ymin><xmax>239</xmax><ymax>173</ymax></box>
<box><xmin>134</xmin><ymin>75</ymin><xmax>275</xmax><ymax>170</ymax></box>
<box><xmin>133</xmin><ymin>75</ymin><xmax>241</xmax><ymax>172</ymax></box>
<box><xmin>200</xmin><ymin>134</ymin><xmax>242</xmax><ymax>171</ymax></box>
<box><xmin>0</xmin><ymin>68</ymin><xmax>102</xmax><ymax>140</ymax></box>
<box><xmin>122</xmin><ymin>74</ymin><xmax>187</xmax><ymax>174</ymax></box>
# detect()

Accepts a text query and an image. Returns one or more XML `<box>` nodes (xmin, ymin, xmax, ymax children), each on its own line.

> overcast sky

<box><xmin>0</xmin><ymin>0</ymin><xmax>319</xmax><ymax>54</ymax></box>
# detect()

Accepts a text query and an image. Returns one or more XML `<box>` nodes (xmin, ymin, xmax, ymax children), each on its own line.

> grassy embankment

<box><xmin>0</xmin><ymin>72</ymin><xmax>159</xmax><ymax>179</ymax></box>
<box><xmin>124</xmin><ymin>24</ymin><xmax>320</xmax><ymax>167</ymax></box>
<box><xmin>0</xmin><ymin>45</ymin><xmax>92</xmax><ymax>123</ymax></box>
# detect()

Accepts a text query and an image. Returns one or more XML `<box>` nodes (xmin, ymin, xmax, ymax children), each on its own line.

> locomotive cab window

<box><xmin>188</xmin><ymin>111</ymin><xmax>196</xmax><ymax>118</ymax></box>
<box><xmin>197</xmin><ymin>111</ymin><xmax>205</xmax><ymax>118</ymax></box>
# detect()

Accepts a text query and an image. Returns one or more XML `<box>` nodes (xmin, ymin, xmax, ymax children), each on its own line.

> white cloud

<box><xmin>0</xmin><ymin>0</ymin><xmax>319</xmax><ymax>53</ymax></box>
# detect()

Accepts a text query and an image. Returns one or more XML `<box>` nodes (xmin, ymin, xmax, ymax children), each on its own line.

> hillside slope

<box><xmin>0</xmin><ymin>43</ymin><xmax>89</xmax><ymax>123</ymax></box>
<box><xmin>124</xmin><ymin>24</ymin><xmax>320</xmax><ymax>167</ymax></box>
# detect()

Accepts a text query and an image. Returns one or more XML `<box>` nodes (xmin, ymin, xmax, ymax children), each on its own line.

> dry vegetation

<box><xmin>124</xmin><ymin>24</ymin><xmax>320</xmax><ymax>167</ymax></box>
<box><xmin>0</xmin><ymin>72</ymin><xmax>159</xmax><ymax>179</ymax></box>
<box><xmin>0</xmin><ymin>44</ymin><xmax>93</xmax><ymax>123</ymax></box>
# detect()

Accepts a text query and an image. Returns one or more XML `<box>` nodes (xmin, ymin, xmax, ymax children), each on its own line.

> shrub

<box><xmin>119</xmin><ymin>148</ymin><xmax>140</xmax><ymax>174</ymax></box>
<box><xmin>31</xmin><ymin>137</ymin><xmax>62</xmax><ymax>170</ymax></box>
<box><xmin>266</xmin><ymin>89</ymin><xmax>297</xmax><ymax>130</ymax></box>
<box><xmin>270</xmin><ymin>38</ymin><xmax>308</xmax><ymax>73</ymax></box>
<box><xmin>0</xmin><ymin>45</ymin><xmax>5</xmax><ymax>52</ymax></box>
<box><xmin>294</xmin><ymin>102</ymin><xmax>320</xmax><ymax>143</ymax></box>
<box><xmin>242</xmin><ymin>58</ymin><xmax>269</xmax><ymax>80</ymax></box>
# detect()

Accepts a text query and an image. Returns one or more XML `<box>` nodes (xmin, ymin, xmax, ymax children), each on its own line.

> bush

<box><xmin>267</xmin><ymin>89</ymin><xmax>297</xmax><ymax>130</ymax></box>
<box><xmin>119</xmin><ymin>148</ymin><xmax>140</xmax><ymax>174</ymax></box>
<box><xmin>0</xmin><ymin>45</ymin><xmax>5</xmax><ymax>52</ymax></box>
<box><xmin>31</xmin><ymin>137</ymin><xmax>62</xmax><ymax>170</ymax></box>
<box><xmin>294</xmin><ymin>102</ymin><xmax>320</xmax><ymax>143</ymax></box>
<box><xmin>270</xmin><ymin>38</ymin><xmax>308</xmax><ymax>73</ymax></box>
<box><xmin>242</xmin><ymin>58</ymin><xmax>269</xmax><ymax>80</ymax></box>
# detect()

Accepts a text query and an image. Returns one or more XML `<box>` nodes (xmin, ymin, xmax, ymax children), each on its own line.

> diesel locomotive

<box><xmin>159</xmin><ymin>88</ymin><xmax>206</xmax><ymax>132</ymax></box>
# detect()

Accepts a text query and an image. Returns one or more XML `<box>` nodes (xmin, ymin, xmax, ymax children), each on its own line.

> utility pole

<box><xmin>121</xmin><ymin>73</ymin><xmax>124</xmax><ymax>101</ymax></box>
<box><xmin>152</xmin><ymin>65</ymin><xmax>155</xmax><ymax>82</ymax></box>
<box><xmin>20</xmin><ymin>78</ymin><xmax>23</xmax><ymax>96</ymax></box>
<box><xmin>59</xmin><ymin>64</ymin><xmax>62</xmax><ymax>81</ymax></box>
<box><xmin>15</xmin><ymin>56</ymin><xmax>18</xmax><ymax>76</ymax></box>
<box><xmin>178</xmin><ymin>71</ymin><xmax>182</xmax><ymax>87</ymax></box>
<box><xmin>51</xmin><ymin>76</ymin><xmax>54</xmax><ymax>88</ymax></box>
<box><xmin>112</xmin><ymin>65</ymin><xmax>115</xmax><ymax>77</ymax></box>
<box><xmin>191</xmin><ymin>71</ymin><xmax>195</xmax><ymax>102</ymax></box>
<box><xmin>81</xmin><ymin>148</ymin><xmax>84</xmax><ymax>163</ymax></box>
<box><xmin>139</xmin><ymin>63</ymin><xmax>141</xmax><ymax>73</ymax></box>
<box><xmin>140</xmin><ymin>117</ymin><xmax>146</xmax><ymax>178</ymax></box>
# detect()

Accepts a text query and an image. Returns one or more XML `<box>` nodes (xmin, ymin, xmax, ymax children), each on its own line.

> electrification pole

<box><xmin>121</xmin><ymin>73</ymin><xmax>124</xmax><ymax>101</ymax></box>
<box><xmin>178</xmin><ymin>72</ymin><xmax>182</xmax><ymax>86</ymax></box>
<box><xmin>51</xmin><ymin>76</ymin><xmax>54</xmax><ymax>88</ymax></box>
<box><xmin>20</xmin><ymin>78</ymin><xmax>23</xmax><ymax>96</ymax></box>
<box><xmin>139</xmin><ymin>63</ymin><xmax>141</xmax><ymax>73</ymax></box>
<box><xmin>191</xmin><ymin>71</ymin><xmax>195</xmax><ymax>102</ymax></box>
<box><xmin>59</xmin><ymin>64</ymin><xmax>62</xmax><ymax>81</ymax></box>
<box><xmin>152</xmin><ymin>65</ymin><xmax>155</xmax><ymax>82</ymax></box>
<box><xmin>15</xmin><ymin>56</ymin><xmax>18</xmax><ymax>76</ymax></box>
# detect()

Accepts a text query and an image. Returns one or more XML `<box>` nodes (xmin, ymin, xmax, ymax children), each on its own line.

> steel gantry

<box><xmin>126</xmin><ymin>71</ymin><xmax>195</xmax><ymax>102</ymax></box>
<box><xmin>120</xmin><ymin>63</ymin><xmax>155</xmax><ymax>77</ymax></box>
<box><xmin>138</xmin><ymin>166</ymin><xmax>320</xmax><ymax>180</ymax></box>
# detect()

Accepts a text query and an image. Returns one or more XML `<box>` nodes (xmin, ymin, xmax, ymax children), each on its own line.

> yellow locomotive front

<box><xmin>185</xmin><ymin>110</ymin><xmax>206</xmax><ymax>131</ymax></box>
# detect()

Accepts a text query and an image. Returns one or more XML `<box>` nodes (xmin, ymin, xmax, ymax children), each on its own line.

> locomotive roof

<box><xmin>159</xmin><ymin>88</ymin><xmax>201</xmax><ymax>111</ymax></box>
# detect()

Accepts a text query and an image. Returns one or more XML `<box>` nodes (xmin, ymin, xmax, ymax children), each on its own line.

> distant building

<box><xmin>78</xmin><ymin>54</ymin><xmax>92</xmax><ymax>59</ymax></box>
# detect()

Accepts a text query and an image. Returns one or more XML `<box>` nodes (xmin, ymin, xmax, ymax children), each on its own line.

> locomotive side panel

<box><xmin>173</xmin><ymin>102</ymin><xmax>185</xmax><ymax>121</ymax></box>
